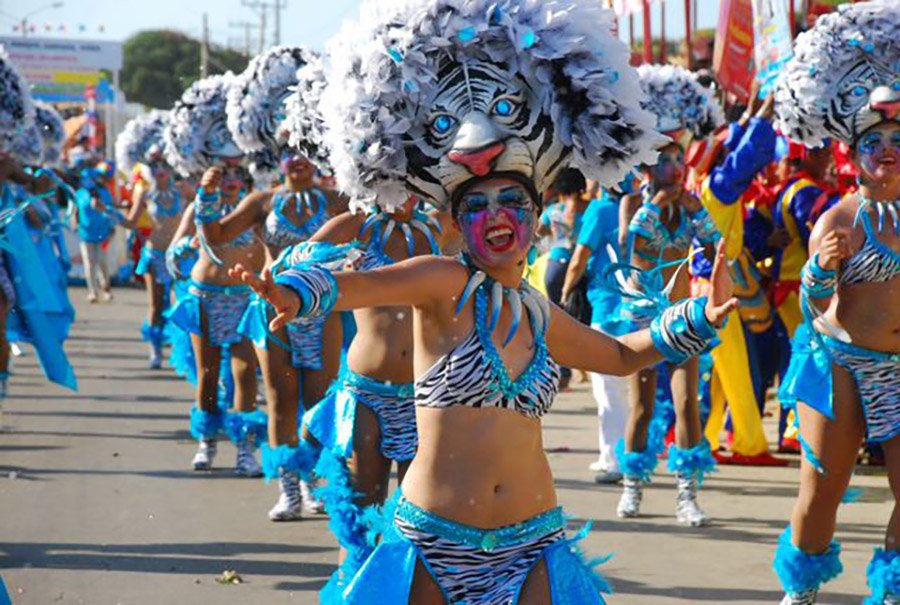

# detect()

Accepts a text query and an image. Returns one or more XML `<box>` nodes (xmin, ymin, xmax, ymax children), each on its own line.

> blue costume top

<box><xmin>577</xmin><ymin>194</ymin><xmax>629</xmax><ymax>335</ymax></box>
<box><xmin>75</xmin><ymin>186</ymin><xmax>114</xmax><ymax>244</ymax></box>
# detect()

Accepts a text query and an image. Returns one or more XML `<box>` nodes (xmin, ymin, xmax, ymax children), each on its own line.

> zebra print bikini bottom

<box><xmin>822</xmin><ymin>335</ymin><xmax>900</xmax><ymax>444</ymax></box>
<box><xmin>394</xmin><ymin>497</ymin><xmax>566</xmax><ymax>604</ymax></box>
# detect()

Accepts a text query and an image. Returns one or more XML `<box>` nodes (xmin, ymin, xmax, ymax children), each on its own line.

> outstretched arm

<box><xmin>229</xmin><ymin>256</ymin><xmax>464</xmax><ymax>332</ymax></box>
<box><xmin>548</xmin><ymin>240</ymin><xmax>738</xmax><ymax>376</ymax></box>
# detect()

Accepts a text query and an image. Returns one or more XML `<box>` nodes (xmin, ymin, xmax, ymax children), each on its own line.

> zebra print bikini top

<box><xmin>263</xmin><ymin>189</ymin><xmax>328</xmax><ymax>249</ymax></box>
<box><xmin>841</xmin><ymin>205</ymin><xmax>900</xmax><ymax>286</ymax></box>
<box><xmin>415</xmin><ymin>287</ymin><xmax>561</xmax><ymax>419</ymax></box>
<box><xmin>357</xmin><ymin>209</ymin><xmax>442</xmax><ymax>271</ymax></box>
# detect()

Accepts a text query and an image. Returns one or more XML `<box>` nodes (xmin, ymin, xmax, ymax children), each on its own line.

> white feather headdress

<box><xmin>321</xmin><ymin>0</ymin><xmax>662</xmax><ymax>210</ymax></box>
<box><xmin>281</xmin><ymin>52</ymin><xmax>331</xmax><ymax>172</ymax></box>
<box><xmin>227</xmin><ymin>46</ymin><xmax>319</xmax><ymax>158</ymax></box>
<box><xmin>0</xmin><ymin>46</ymin><xmax>36</xmax><ymax>155</ymax></box>
<box><xmin>164</xmin><ymin>74</ymin><xmax>242</xmax><ymax>177</ymax></box>
<box><xmin>116</xmin><ymin>110</ymin><xmax>169</xmax><ymax>174</ymax></box>
<box><xmin>775</xmin><ymin>0</ymin><xmax>899</xmax><ymax>146</ymax></box>
<box><xmin>637</xmin><ymin>64</ymin><xmax>724</xmax><ymax>141</ymax></box>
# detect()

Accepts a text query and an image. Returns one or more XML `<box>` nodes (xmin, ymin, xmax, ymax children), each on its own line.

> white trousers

<box><xmin>590</xmin><ymin>323</ymin><xmax>632</xmax><ymax>473</ymax></box>
<box><xmin>80</xmin><ymin>242</ymin><xmax>110</xmax><ymax>297</ymax></box>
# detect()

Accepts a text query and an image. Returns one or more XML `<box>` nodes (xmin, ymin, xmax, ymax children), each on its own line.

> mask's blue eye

<box><xmin>852</xmin><ymin>85</ymin><xmax>867</xmax><ymax>97</ymax></box>
<box><xmin>494</xmin><ymin>99</ymin><xmax>515</xmax><ymax>117</ymax></box>
<box><xmin>432</xmin><ymin>115</ymin><xmax>456</xmax><ymax>135</ymax></box>
<box><xmin>892</xmin><ymin>82</ymin><xmax>900</xmax><ymax>91</ymax></box>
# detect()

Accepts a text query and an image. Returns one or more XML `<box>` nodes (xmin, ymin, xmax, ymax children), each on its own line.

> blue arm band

<box><xmin>650</xmin><ymin>297</ymin><xmax>721</xmax><ymax>365</ymax></box>
<box><xmin>273</xmin><ymin>266</ymin><xmax>339</xmax><ymax>319</ymax></box>
<box><xmin>195</xmin><ymin>188</ymin><xmax>222</xmax><ymax>224</ymax></box>
<box><xmin>801</xmin><ymin>254</ymin><xmax>837</xmax><ymax>299</ymax></box>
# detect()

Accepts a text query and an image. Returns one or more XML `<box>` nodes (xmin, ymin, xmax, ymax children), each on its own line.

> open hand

<box><xmin>705</xmin><ymin>240</ymin><xmax>739</xmax><ymax>327</ymax></box>
<box><xmin>228</xmin><ymin>265</ymin><xmax>300</xmax><ymax>332</ymax></box>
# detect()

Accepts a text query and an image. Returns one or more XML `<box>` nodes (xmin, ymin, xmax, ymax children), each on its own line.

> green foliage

<box><xmin>120</xmin><ymin>30</ymin><xmax>248</xmax><ymax>109</ymax></box>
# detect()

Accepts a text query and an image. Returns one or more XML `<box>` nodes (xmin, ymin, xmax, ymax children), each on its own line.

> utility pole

<box><xmin>273</xmin><ymin>0</ymin><xmax>286</xmax><ymax>46</ymax></box>
<box><xmin>200</xmin><ymin>12</ymin><xmax>209</xmax><ymax>78</ymax></box>
<box><xmin>229</xmin><ymin>20</ymin><xmax>258</xmax><ymax>56</ymax></box>
<box><xmin>242</xmin><ymin>0</ymin><xmax>270</xmax><ymax>53</ymax></box>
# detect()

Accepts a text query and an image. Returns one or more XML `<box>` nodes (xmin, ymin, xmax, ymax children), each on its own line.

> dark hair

<box><xmin>553</xmin><ymin>167</ymin><xmax>587</xmax><ymax>196</ymax></box>
<box><xmin>450</xmin><ymin>172</ymin><xmax>541</xmax><ymax>218</ymax></box>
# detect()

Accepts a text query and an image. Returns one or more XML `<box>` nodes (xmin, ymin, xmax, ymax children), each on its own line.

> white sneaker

<box><xmin>192</xmin><ymin>439</ymin><xmax>217</xmax><ymax>470</ymax></box>
<box><xmin>10</xmin><ymin>343</ymin><xmax>24</xmax><ymax>357</ymax></box>
<box><xmin>780</xmin><ymin>589</ymin><xmax>818</xmax><ymax>604</ymax></box>
<box><xmin>235</xmin><ymin>441</ymin><xmax>263</xmax><ymax>477</ymax></box>
<box><xmin>675</xmin><ymin>475</ymin><xmax>710</xmax><ymax>527</ymax></box>
<box><xmin>87</xmin><ymin>293</ymin><xmax>98</xmax><ymax>303</ymax></box>
<box><xmin>617</xmin><ymin>477</ymin><xmax>643</xmax><ymax>518</ymax></box>
<box><xmin>588</xmin><ymin>459</ymin><xmax>606</xmax><ymax>472</ymax></box>
<box><xmin>268</xmin><ymin>472</ymin><xmax>303</xmax><ymax>521</ymax></box>
<box><xmin>300</xmin><ymin>478</ymin><xmax>326</xmax><ymax>515</ymax></box>
<box><xmin>101</xmin><ymin>291</ymin><xmax>113</xmax><ymax>303</ymax></box>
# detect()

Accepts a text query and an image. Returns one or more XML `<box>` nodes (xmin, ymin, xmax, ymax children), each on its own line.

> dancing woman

<box><xmin>117</xmin><ymin>111</ymin><xmax>185</xmax><ymax>369</ymax></box>
<box><xmin>232</xmin><ymin>1</ymin><xmax>736</xmax><ymax>602</ymax></box>
<box><xmin>199</xmin><ymin>47</ymin><xmax>345</xmax><ymax>519</ymax></box>
<box><xmin>614</xmin><ymin>64</ymin><xmax>724</xmax><ymax>527</ymax></box>
<box><xmin>163</xmin><ymin>74</ymin><xmax>265</xmax><ymax>475</ymax></box>
<box><xmin>772</xmin><ymin>3</ymin><xmax>900</xmax><ymax>603</ymax></box>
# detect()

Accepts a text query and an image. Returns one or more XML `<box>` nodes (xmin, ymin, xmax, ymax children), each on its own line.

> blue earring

<box><xmin>527</xmin><ymin>246</ymin><xmax>537</xmax><ymax>265</ymax></box>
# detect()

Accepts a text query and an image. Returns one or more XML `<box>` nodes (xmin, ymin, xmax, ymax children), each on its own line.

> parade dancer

<box><xmin>772</xmin><ymin>2</ymin><xmax>900</xmax><ymax>603</ymax></box>
<box><xmin>163</xmin><ymin>74</ymin><xmax>265</xmax><ymax>475</ymax></box>
<box><xmin>614</xmin><ymin>64</ymin><xmax>724</xmax><ymax>527</ymax></box>
<box><xmin>116</xmin><ymin>111</ymin><xmax>184</xmax><ymax>369</ymax></box>
<box><xmin>200</xmin><ymin>46</ymin><xmax>342</xmax><ymax>519</ymax></box>
<box><xmin>231</xmin><ymin>1</ymin><xmax>737</xmax><ymax>601</ymax></box>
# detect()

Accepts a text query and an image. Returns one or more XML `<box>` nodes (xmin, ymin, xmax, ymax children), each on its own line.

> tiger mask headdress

<box><xmin>775</xmin><ymin>0</ymin><xmax>899</xmax><ymax>147</ymax></box>
<box><xmin>0</xmin><ymin>46</ymin><xmax>35</xmax><ymax>156</ymax></box>
<box><xmin>164</xmin><ymin>74</ymin><xmax>243</xmax><ymax>177</ymax></box>
<box><xmin>322</xmin><ymin>0</ymin><xmax>662</xmax><ymax>212</ymax></box>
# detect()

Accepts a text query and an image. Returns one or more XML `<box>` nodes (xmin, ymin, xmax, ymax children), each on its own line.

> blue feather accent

<box><xmin>189</xmin><ymin>407</ymin><xmax>224</xmax><ymax>440</ymax></box>
<box><xmin>667</xmin><ymin>440</ymin><xmax>717</xmax><ymax>485</ymax></box>
<box><xmin>865</xmin><ymin>548</ymin><xmax>900</xmax><ymax>604</ymax></box>
<box><xmin>773</xmin><ymin>526</ymin><xmax>842</xmax><ymax>593</ymax></box>
<box><xmin>260</xmin><ymin>440</ymin><xmax>321</xmax><ymax>482</ymax></box>
<box><xmin>223</xmin><ymin>409</ymin><xmax>268</xmax><ymax>446</ymax></box>
<box><xmin>614</xmin><ymin>438</ymin><xmax>660</xmax><ymax>482</ymax></box>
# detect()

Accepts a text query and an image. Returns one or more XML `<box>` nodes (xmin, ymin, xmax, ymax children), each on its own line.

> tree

<box><xmin>120</xmin><ymin>30</ymin><xmax>249</xmax><ymax>109</ymax></box>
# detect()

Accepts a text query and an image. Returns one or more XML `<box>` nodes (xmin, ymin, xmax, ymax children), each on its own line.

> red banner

<box><xmin>714</xmin><ymin>0</ymin><xmax>756</xmax><ymax>104</ymax></box>
<box><xmin>805</xmin><ymin>0</ymin><xmax>843</xmax><ymax>27</ymax></box>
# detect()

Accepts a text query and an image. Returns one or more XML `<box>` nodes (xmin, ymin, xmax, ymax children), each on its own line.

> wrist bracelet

<box><xmin>801</xmin><ymin>254</ymin><xmax>837</xmax><ymax>299</ymax></box>
<box><xmin>274</xmin><ymin>266</ymin><xmax>339</xmax><ymax>319</ymax></box>
<box><xmin>195</xmin><ymin>189</ymin><xmax>222</xmax><ymax>224</ymax></box>
<box><xmin>650</xmin><ymin>297</ymin><xmax>720</xmax><ymax>365</ymax></box>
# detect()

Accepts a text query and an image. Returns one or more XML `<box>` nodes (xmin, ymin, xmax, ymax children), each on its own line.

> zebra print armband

<box><xmin>688</xmin><ymin>207</ymin><xmax>722</xmax><ymax>246</ymax></box>
<box><xmin>273</xmin><ymin>267</ymin><xmax>339</xmax><ymax>319</ymax></box>
<box><xmin>195</xmin><ymin>188</ymin><xmax>222</xmax><ymax>224</ymax></box>
<box><xmin>801</xmin><ymin>254</ymin><xmax>837</xmax><ymax>299</ymax></box>
<box><xmin>650</xmin><ymin>297</ymin><xmax>719</xmax><ymax>365</ymax></box>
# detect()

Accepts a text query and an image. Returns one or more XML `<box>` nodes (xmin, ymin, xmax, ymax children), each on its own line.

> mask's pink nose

<box><xmin>448</xmin><ymin>142</ymin><xmax>506</xmax><ymax>177</ymax></box>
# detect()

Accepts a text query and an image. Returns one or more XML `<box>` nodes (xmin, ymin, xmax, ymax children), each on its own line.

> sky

<box><xmin>1</xmin><ymin>0</ymin><xmax>722</xmax><ymax>52</ymax></box>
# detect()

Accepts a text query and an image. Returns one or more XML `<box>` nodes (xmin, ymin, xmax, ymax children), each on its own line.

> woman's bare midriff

<box><xmin>191</xmin><ymin>243</ymin><xmax>265</xmax><ymax>286</ymax></box>
<box><xmin>401</xmin><ymin>406</ymin><xmax>557</xmax><ymax>529</ymax></box>
<box><xmin>826</xmin><ymin>276</ymin><xmax>900</xmax><ymax>353</ymax></box>
<box><xmin>346</xmin><ymin>305</ymin><xmax>415</xmax><ymax>383</ymax></box>
<box><xmin>147</xmin><ymin>215</ymin><xmax>180</xmax><ymax>251</ymax></box>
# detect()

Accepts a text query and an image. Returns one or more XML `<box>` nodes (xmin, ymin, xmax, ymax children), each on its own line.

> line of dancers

<box><xmin>0</xmin><ymin>0</ymin><xmax>896</xmax><ymax>603</ymax></box>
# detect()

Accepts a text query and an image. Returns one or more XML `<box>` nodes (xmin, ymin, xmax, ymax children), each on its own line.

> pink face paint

<box><xmin>460</xmin><ymin>205</ymin><xmax>534</xmax><ymax>267</ymax></box>
<box><xmin>857</xmin><ymin>130</ymin><xmax>900</xmax><ymax>179</ymax></box>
